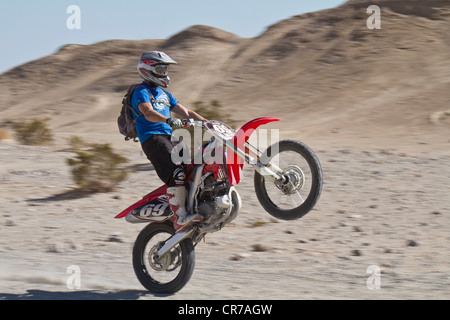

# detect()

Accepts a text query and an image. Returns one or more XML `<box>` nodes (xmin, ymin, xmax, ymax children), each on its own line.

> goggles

<box><xmin>150</xmin><ymin>64</ymin><xmax>169</xmax><ymax>77</ymax></box>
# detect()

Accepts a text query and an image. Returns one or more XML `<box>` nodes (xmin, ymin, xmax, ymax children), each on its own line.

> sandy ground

<box><xmin>0</xmin><ymin>133</ymin><xmax>449</xmax><ymax>300</ymax></box>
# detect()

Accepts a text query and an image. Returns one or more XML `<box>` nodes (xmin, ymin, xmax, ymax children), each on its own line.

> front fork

<box><xmin>224</xmin><ymin>138</ymin><xmax>283</xmax><ymax>183</ymax></box>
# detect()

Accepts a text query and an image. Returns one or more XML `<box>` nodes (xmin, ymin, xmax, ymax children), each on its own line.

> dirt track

<box><xmin>0</xmin><ymin>137</ymin><xmax>448</xmax><ymax>300</ymax></box>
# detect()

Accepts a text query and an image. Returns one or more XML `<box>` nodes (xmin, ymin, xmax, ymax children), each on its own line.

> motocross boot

<box><xmin>166</xmin><ymin>185</ymin><xmax>203</xmax><ymax>232</ymax></box>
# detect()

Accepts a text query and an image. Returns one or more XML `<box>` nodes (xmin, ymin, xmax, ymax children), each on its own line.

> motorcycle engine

<box><xmin>196</xmin><ymin>175</ymin><xmax>241</xmax><ymax>229</ymax></box>
<box><xmin>198</xmin><ymin>200</ymin><xmax>219</xmax><ymax>218</ymax></box>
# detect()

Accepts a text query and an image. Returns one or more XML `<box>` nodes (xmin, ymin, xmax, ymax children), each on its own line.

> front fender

<box><xmin>227</xmin><ymin>117</ymin><xmax>279</xmax><ymax>185</ymax></box>
<box><xmin>234</xmin><ymin>117</ymin><xmax>280</xmax><ymax>148</ymax></box>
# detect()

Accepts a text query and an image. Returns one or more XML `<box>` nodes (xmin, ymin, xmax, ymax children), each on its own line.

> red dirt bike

<box><xmin>115</xmin><ymin>117</ymin><xmax>323</xmax><ymax>294</ymax></box>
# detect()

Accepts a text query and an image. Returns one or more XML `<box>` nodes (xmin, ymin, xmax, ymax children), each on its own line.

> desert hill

<box><xmin>0</xmin><ymin>0</ymin><xmax>449</xmax><ymax>151</ymax></box>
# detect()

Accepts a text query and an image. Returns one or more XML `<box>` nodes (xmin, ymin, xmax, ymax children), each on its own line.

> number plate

<box><xmin>126</xmin><ymin>195</ymin><xmax>173</xmax><ymax>223</ymax></box>
<box><xmin>205</xmin><ymin>120</ymin><xmax>235</xmax><ymax>140</ymax></box>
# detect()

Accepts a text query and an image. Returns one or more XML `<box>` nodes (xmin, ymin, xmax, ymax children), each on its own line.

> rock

<box><xmin>65</xmin><ymin>240</ymin><xmax>82</xmax><ymax>251</ymax></box>
<box><xmin>406</xmin><ymin>240</ymin><xmax>419</xmax><ymax>247</ymax></box>
<box><xmin>107</xmin><ymin>234</ymin><xmax>124</xmax><ymax>243</ymax></box>
<box><xmin>5</xmin><ymin>220</ymin><xmax>16</xmax><ymax>227</ymax></box>
<box><xmin>230</xmin><ymin>253</ymin><xmax>251</xmax><ymax>261</ymax></box>
<box><xmin>251</xmin><ymin>244</ymin><xmax>271</xmax><ymax>252</ymax></box>
<box><xmin>46</xmin><ymin>242</ymin><xmax>64</xmax><ymax>253</ymax></box>
<box><xmin>351</xmin><ymin>249</ymin><xmax>362</xmax><ymax>256</ymax></box>
<box><xmin>230</xmin><ymin>254</ymin><xmax>242</xmax><ymax>261</ymax></box>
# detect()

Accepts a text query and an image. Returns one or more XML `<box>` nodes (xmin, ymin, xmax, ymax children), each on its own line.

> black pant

<box><xmin>141</xmin><ymin>134</ymin><xmax>185</xmax><ymax>187</ymax></box>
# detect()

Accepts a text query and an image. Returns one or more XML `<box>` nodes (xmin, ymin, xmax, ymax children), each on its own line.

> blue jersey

<box><xmin>131</xmin><ymin>81</ymin><xmax>179</xmax><ymax>143</ymax></box>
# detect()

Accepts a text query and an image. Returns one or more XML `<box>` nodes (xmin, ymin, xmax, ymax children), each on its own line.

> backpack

<box><xmin>117</xmin><ymin>84</ymin><xmax>153</xmax><ymax>142</ymax></box>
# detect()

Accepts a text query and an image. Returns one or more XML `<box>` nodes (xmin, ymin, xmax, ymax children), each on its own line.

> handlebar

<box><xmin>181</xmin><ymin>118</ymin><xmax>205</xmax><ymax>128</ymax></box>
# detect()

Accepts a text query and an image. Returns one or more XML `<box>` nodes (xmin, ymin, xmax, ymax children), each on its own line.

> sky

<box><xmin>0</xmin><ymin>0</ymin><xmax>345</xmax><ymax>74</ymax></box>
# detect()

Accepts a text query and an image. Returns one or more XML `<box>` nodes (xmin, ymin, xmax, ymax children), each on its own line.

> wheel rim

<box><xmin>141</xmin><ymin>230</ymin><xmax>184</xmax><ymax>285</ymax></box>
<box><xmin>263</xmin><ymin>149</ymin><xmax>314</xmax><ymax>211</ymax></box>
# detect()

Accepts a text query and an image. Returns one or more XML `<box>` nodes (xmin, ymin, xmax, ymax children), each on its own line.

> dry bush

<box><xmin>66</xmin><ymin>136</ymin><xmax>128</xmax><ymax>193</ymax></box>
<box><xmin>13</xmin><ymin>118</ymin><xmax>54</xmax><ymax>145</ymax></box>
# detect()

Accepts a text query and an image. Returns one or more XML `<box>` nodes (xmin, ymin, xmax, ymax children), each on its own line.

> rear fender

<box><xmin>114</xmin><ymin>184</ymin><xmax>168</xmax><ymax>219</ymax></box>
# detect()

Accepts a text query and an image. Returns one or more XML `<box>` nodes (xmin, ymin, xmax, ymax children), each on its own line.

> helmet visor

<box><xmin>150</xmin><ymin>64</ymin><xmax>169</xmax><ymax>77</ymax></box>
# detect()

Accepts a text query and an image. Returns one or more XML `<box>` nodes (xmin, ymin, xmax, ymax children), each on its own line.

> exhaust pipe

<box><xmin>187</xmin><ymin>165</ymin><xmax>204</xmax><ymax>214</ymax></box>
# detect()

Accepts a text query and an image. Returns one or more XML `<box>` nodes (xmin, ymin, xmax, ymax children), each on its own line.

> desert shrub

<box><xmin>249</xmin><ymin>220</ymin><xmax>268</xmax><ymax>228</ymax></box>
<box><xmin>67</xmin><ymin>135</ymin><xmax>85</xmax><ymax>151</ymax></box>
<box><xmin>13</xmin><ymin>118</ymin><xmax>54</xmax><ymax>145</ymax></box>
<box><xmin>66</xmin><ymin>136</ymin><xmax>128</xmax><ymax>193</ymax></box>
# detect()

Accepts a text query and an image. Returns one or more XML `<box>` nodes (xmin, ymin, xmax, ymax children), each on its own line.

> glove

<box><xmin>166</xmin><ymin>118</ymin><xmax>183</xmax><ymax>129</ymax></box>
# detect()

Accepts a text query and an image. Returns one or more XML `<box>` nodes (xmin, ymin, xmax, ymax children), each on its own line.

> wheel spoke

<box><xmin>295</xmin><ymin>190</ymin><xmax>304</xmax><ymax>204</ymax></box>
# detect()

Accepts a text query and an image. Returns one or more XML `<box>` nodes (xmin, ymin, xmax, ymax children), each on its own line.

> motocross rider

<box><xmin>132</xmin><ymin>51</ymin><xmax>206</xmax><ymax>231</ymax></box>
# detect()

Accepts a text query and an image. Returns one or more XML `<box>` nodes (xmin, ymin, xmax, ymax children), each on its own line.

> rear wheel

<box><xmin>254</xmin><ymin>140</ymin><xmax>322</xmax><ymax>220</ymax></box>
<box><xmin>132</xmin><ymin>222</ymin><xmax>195</xmax><ymax>294</ymax></box>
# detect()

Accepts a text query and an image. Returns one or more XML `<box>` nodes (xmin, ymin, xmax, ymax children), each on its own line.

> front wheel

<box><xmin>254</xmin><ymin>140</ymin><xmax>323</xmax><ymax>220</ymax></box>
<box><xmin>132</xmin><ymin>222</ymin><xmax>195</xmax><ymax>294</ymax></box>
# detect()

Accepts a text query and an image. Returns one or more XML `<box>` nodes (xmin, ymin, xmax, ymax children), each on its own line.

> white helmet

<box><xmin>137</xmin><ymin>51</ymin><xmax>177</xmax><ymax>88</ymax></box>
